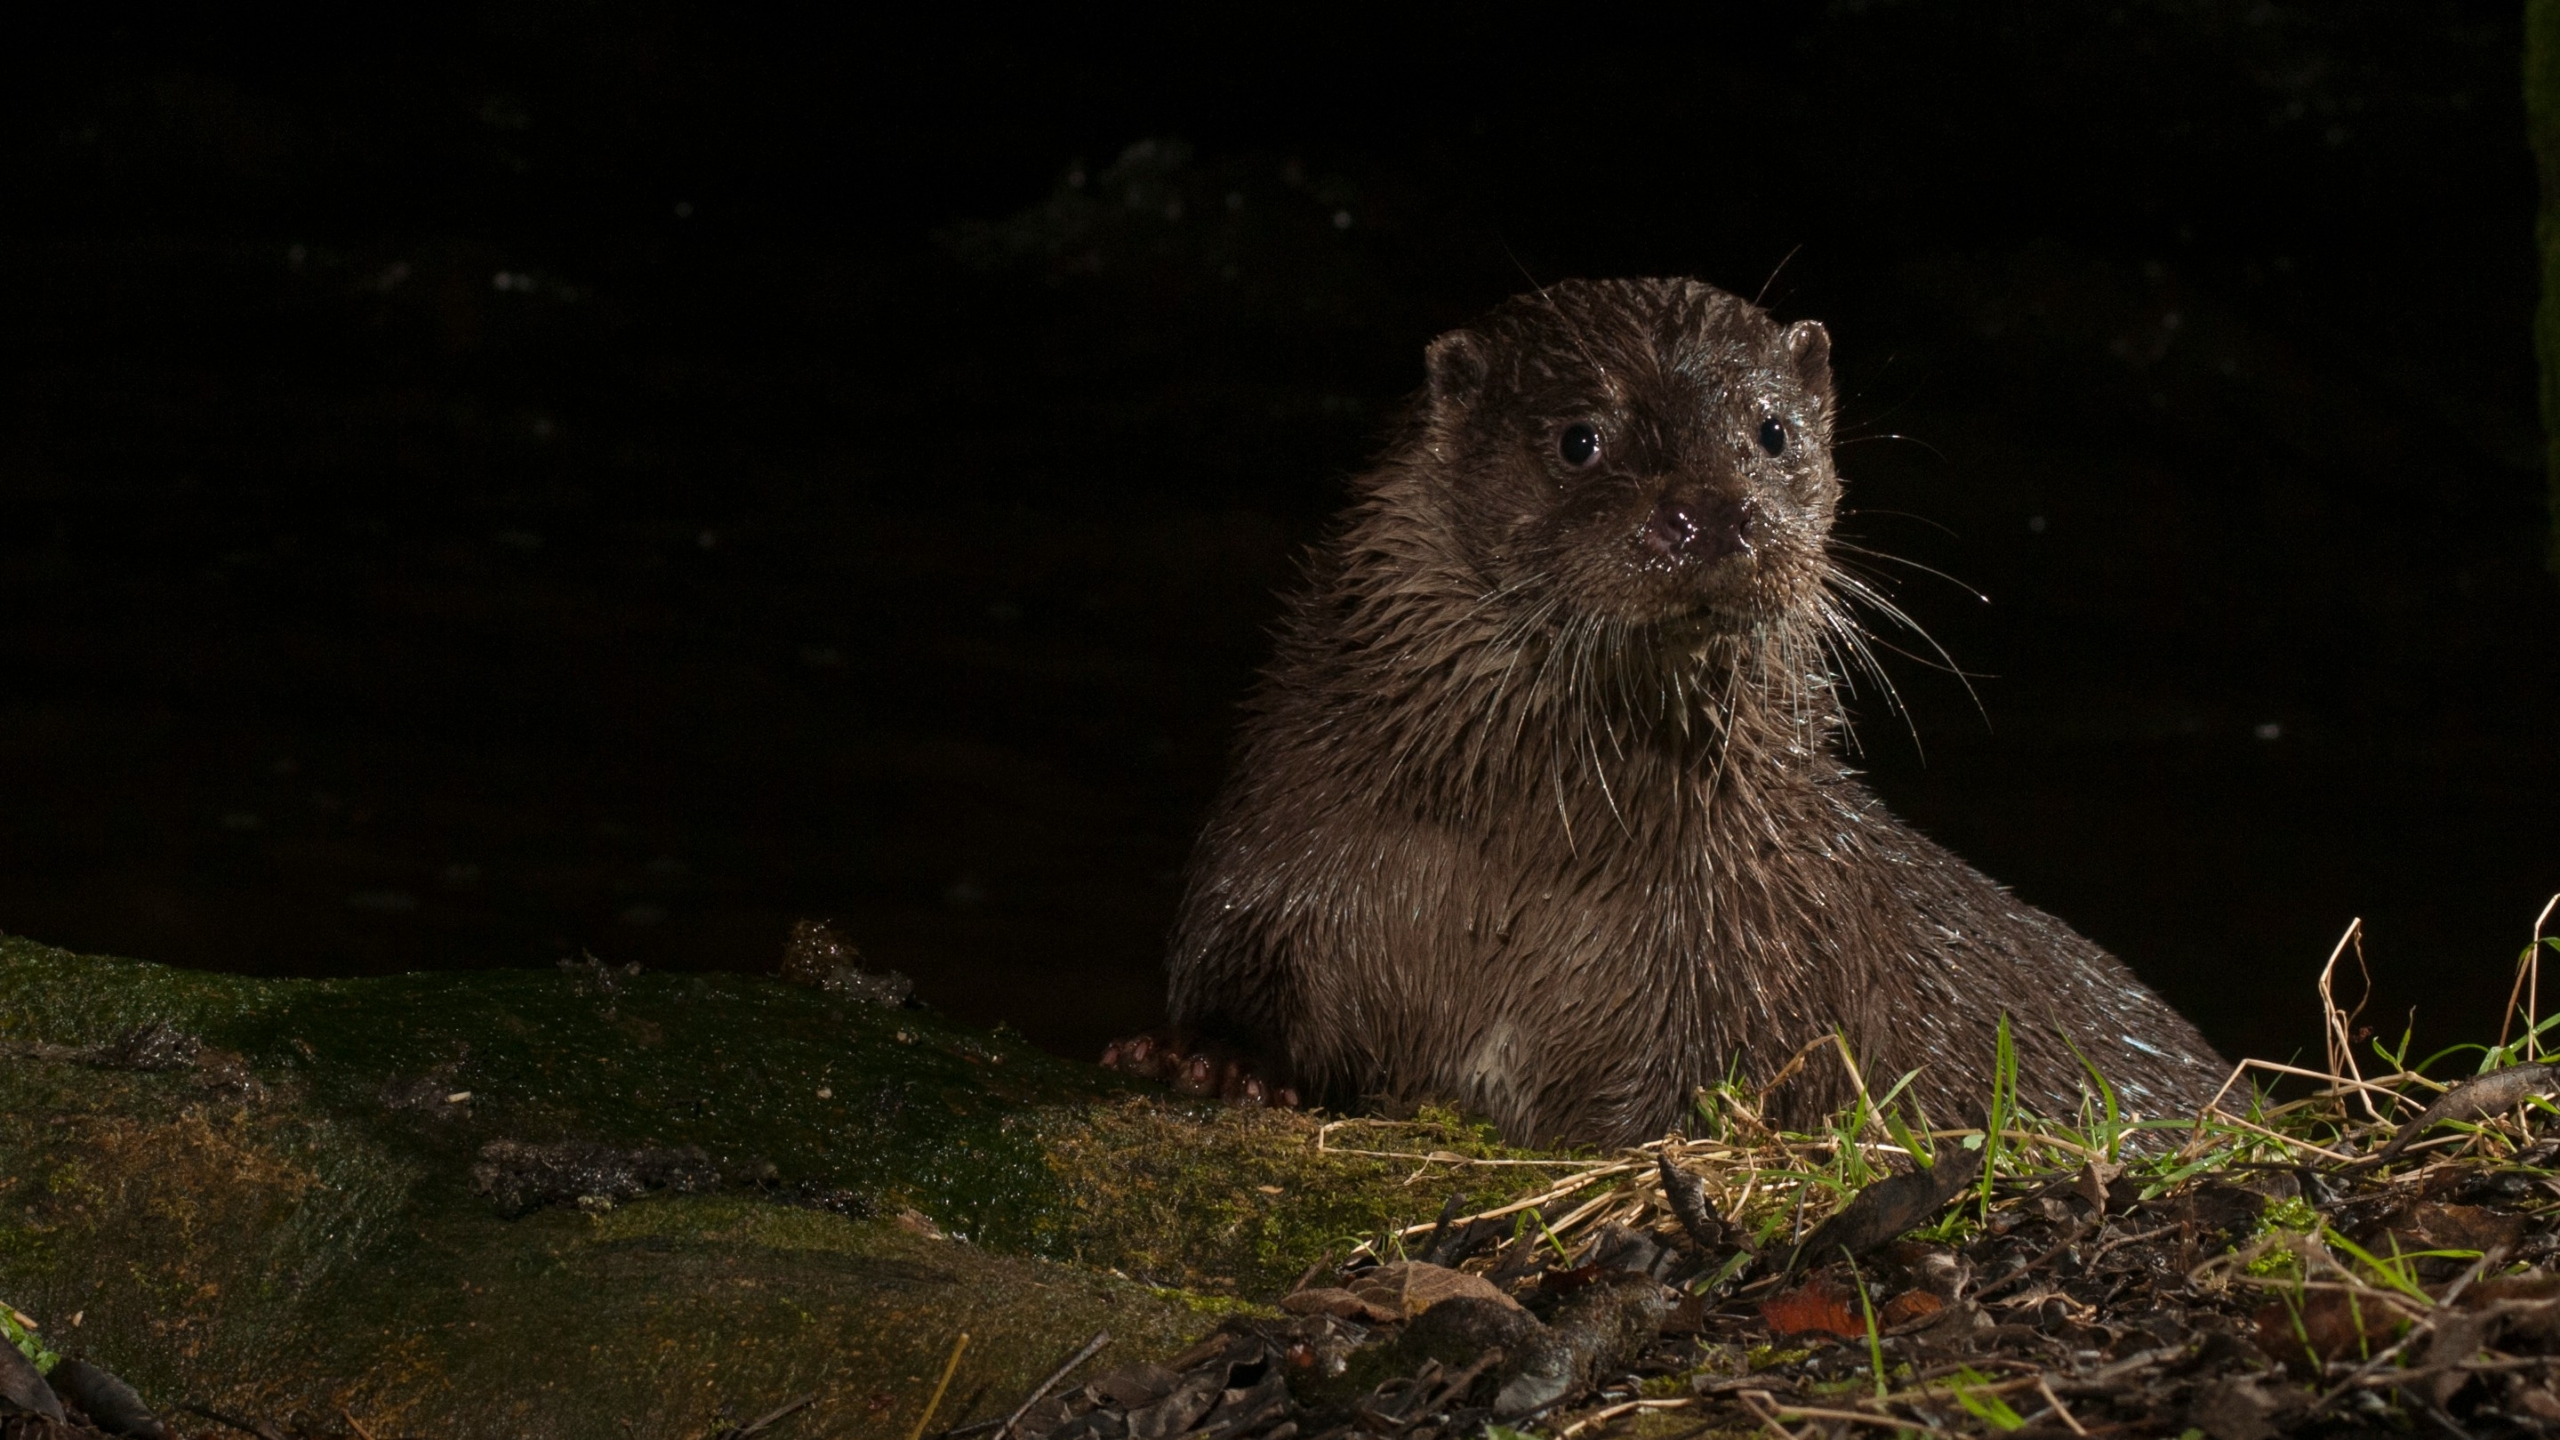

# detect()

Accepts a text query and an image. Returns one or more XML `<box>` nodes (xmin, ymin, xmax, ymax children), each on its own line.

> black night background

<box><xmin>4</xmin><ymin>2</ymin><xmax>2553</xmax><ymax>1083</ymax></box>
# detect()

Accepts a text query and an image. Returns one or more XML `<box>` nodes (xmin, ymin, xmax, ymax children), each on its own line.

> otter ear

<box><xmin>1424</xmin><ymin>328</ymin><xmax>1487</xmax><ymax>414</ymax></box>
<box><xmin>1782</xmin><ymin>320</ymin><xmax>1832</xmax><ymax>402</ymax></box>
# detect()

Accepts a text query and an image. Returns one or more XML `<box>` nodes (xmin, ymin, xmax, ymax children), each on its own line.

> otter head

<box><xmin>1417</xmin><ymin>279</ymin><xmax>1839</xmax><ymax>646</ymax></box>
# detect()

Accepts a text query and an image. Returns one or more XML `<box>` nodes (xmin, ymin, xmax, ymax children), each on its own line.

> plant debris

<box><xmin>778</xmin><ymin>918</ymin><xmax>915</xmax><ymax>1008</ymax></box>
<box><xmin>984</xmin><ymin>909</ymin><xmax>2560</xmax><ymax>1438</ymax></box>
<box><xmin>468</xmin><ymin>1138</ymin><xmax>724</xmax><ymax>1216</ymax></box>
<box><xmin>14</xmin><ymin>912</ymin><xmax>2560</xmax><ymax>1438</ymax></box>
<box><xmin>0</xmin><ymin>1023</ymin><xmax>261</xmax><ymax>1102</ymax></box>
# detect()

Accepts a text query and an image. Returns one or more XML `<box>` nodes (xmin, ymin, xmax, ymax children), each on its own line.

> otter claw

<box><xmin>1099</xmin><ymin>1031</ymin><xmax>1299</xmax><ymax>1110</ymax></box>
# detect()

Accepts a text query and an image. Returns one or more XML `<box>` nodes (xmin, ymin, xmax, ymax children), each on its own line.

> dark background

<box><xmin>2</xmin><ymin>2</ymin><xmax>2553</xmax><ymax>1075</ymax></box>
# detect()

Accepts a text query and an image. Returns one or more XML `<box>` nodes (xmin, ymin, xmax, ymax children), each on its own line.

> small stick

<box><xmin>1557</xmin><ymin>1397</ymin><xmax>1694</xmax><ymax>1437</ymax></box>
<box><xmin>2500</xmin><ymin>893</ymin><xmax>2560</xmax><ymax>1060</ymax></box>
<box><xmin>732</xmin><ymin>1394</ymin><xmax>816</xmax><ymax>1438</ymax></box>
<box><xmin>1761</xmin><ymin>1401</ymin><xmax>1930</xmax><ymax>1430</ymax></box>
<box><xmin>2189</xmin><ymin>1038</ymin><xmax>2422</xmax><ymax>1151</ymax></box>
<box><xmin>2083</xmin><ymin>1222</ymin><xmax>2181</xmax><ymax>1266</ymax></box>
<box><xmin>1373</xmin><ymin>1164</ymin><xmax>1641</xmax><ymax>1240</ymax></box>
<box><xmin>2536</xmin><ymin>894</ymin><xmax>2556</xmax><ymax>1061</ymax></box>
<box><xmin>997</xmin><ymin>1331</ymin><xmax>1109</xmax><ymax>1439</ymax></box>
<box><xmin>1735</xmin><ymin>1388</ymin><xmax>1813</xmax><ymax>1440</ymax></box>
<box><xmin>1975</xmin><ymin>1219</ymin><xmax>2095</xmax><ymax>1302</ymax></box>
<box><xmin>2304</xmin><ymin>1245</ymin><xmax>2512</xmax><ymax>1413</ymax></box>
<box><xmin>2200</xmin><ymin>1108</ymin><xmax>2359</xmax><ymax>1163</ymax></box>
<box><xmin>2033</xmin><ymin>1375</ymin><xmax>2087</xmax><ymax>1436</ymax></box>
<box><xmin>2188</xmin><ymin>1058</ymin><xmax>2420</xmax><ymax>1106</ymax></box>
<box><xmin>1756</xmin><ymin>1033</ymin><xmax>1840</xmax><ymax>1107</ymax></box>
<box><xmin>906</xmin><ymin>1332</ymin><xmax>972</xmax><ymax>1440</ymax></box>
<box><xmin>1530</xmin><ymin>1185</ymin><xmax>1624</xmax><ymax>1250</ymax></box>
<box><xmin>1829</xmin><ymin>1032</ymin><xmax>1889</xmax><ymax>1143</ymax></box>
<box><xmin>1418</xmin><ymin>1345</ymin><xmax>1506</xmax><ymax>1414</ymax></box>
<box><xmin>2316</xmin><ymin>919</ymin><xmax>2385</xmax><ymax>1124</ymax></box>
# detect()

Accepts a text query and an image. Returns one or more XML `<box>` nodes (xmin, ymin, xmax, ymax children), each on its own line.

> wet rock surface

<box><xmin>0</xmin><ymin>937</ymin><xmax>1560</xmax><ymax>1437</ymax></box>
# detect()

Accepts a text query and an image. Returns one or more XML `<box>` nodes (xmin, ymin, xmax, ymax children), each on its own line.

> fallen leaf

<box><xmin>2253</xmin><ymin>1289</ymin><xmax>2418</xmax><ymax>1372</ymax></box>
<box><xmin>1349</xmin><ymin>1261</ymin><xmax>1524</xmax><ymax>1317</ymax></box>
<box><xmin>1760</xmin><ymin>1278</ymin><xmax>1864</xmax><ymax>1338</ymax></box>
<box><xmin>2077</xmin><ymin>1160</ymin><xmax>2121</xmax><ymax>1217</ymax></box>
<box><xmin>2417</xmin><ymin>1308</ymin><xmax>2497</xmax><ymax>1407</ymax></box>
<box><xmin>1279</xmin><ymin>1261</ymin><xmax>1522</xmax><ymax>1322</ymax></box>
<box><xmin>1276</xmin><ymin>1286</ymin><xmax>1389</xmax><ymax>1322</ymax></box>
<box><xmin>2190</xmin><ymin>1374</ymin><xmax>2305</xmax><ymax>1440</ymax></box>
<box><xmin>1769</xmin><ymin>1148</ymin><xmax>1982</xmax><ymax>1271</ymax></box>
<box><xmin>2365</xmin><ymin>1202</ymin><xmax>2524</xmax><ymax>1259</ymax></box>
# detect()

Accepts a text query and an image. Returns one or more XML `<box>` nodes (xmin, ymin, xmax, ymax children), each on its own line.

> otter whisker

<box><xmin>1821</xmin><ymin>572</ymin><xmax>1987</xmax><ymax>736</ymax></box>
<box><xmin>1810</xmin><ymin>596</ymin><xmax>1915</xmax><ymax>759</ymax></box>
<box><xmin>1827</xmin><ymin>538</ymin><xmax>1986</xmax><ymax>602</ymax></box>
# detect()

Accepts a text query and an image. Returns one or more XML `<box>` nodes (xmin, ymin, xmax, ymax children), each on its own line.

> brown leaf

<box><xmin>2253</xmin><ymin>1289</ymin><xmax>2419</xmax><ymax>1372</ymax></box>
<box><xmin>1760</xmin><ymin>1278</ymin><xmax>1865</xmax><ymax>1338</ymax></box>
<box><xmin>1279</xmin><ymin>1261</ymin><xmax>1522</xmax><ymax>1323</ymax></box>
<box><xmin>1123</xmin><ymin>1369</ymin><xmax>1221</xmax><ymax>1439</ymax></box>
<box><xmin>1276</xmin><ymin>1286</ymin><xmax>1394</xmax><ymax>1323</ymax></box>
<box><xmin>1090</xmin><ymin>1364</ymin><xmax>1182</xmax><ymax>1409</ymax></box>
<box><xmin>1770</xmin><ymin>1147</ymin><xmax>1982</xmax><ymax>1272</ymax></box>
<box><xmin>2077</xmin><ymin>1160</ymin><xmax>2121</xmax><ymax>1217</ymax></box>
<box><xmin>2467</xmin><ymin>1271</ymin><xmax>2560</xmax><ymax>1345</ymax></box>
<box><xmin>1658</xmin><ymin>1152</ymin><xmax>1727</xmax><ymax>1251</ymax></box>
<box><xmin>1538</xmin><ymin>1263</ymin><xmax>1607</xmax><ymax>1297</ymax></box>
<box><xmin>1880</xmin><ymin>1289</ymin><xmax>1943</xmax><ymax>1328</ymax></box>
<box><xmin>2366</xmin><ymin>1202</ymin><xmax>2525</xmax><ymax>1259</ymax></box>
<box><xmin>2189</xmin><ymin>1374</ymin><xmax>2306</xmax><ymax>1440</ymax></box>
<box><xmin>1349</xmin><ymin>1260</ymin><xmax>1524</xmax><ymax>1317</ymax></box>
<box><xmin>2417</xmin><ymin>1308</ymin><xmax>2497</xmax><ymax>1408</ymax></box>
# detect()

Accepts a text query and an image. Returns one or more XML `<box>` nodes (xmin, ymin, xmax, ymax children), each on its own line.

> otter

<box><xmin>1145</xmin><ymin>278</ymin><xmax>2225</xmax><ymax>1147</ymax></box>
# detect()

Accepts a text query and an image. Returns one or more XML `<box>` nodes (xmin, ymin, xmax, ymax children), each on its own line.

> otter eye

<box><xmin>1557</xmin><ymin>423</ymin><xmax>1602</xmax><ymax>467</ymax></box>
<box><xmin>1757</xmin><ymin>418</ymin><xmax>1788</xmax><ymax>456</ymax></box>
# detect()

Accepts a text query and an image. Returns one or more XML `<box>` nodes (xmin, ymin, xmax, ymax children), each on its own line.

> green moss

<box><xmin>2257</xmin><ymin>1195</ymin><xmax>2319</xmax><ymax>1236</ymax></box>
<box><xmin>1639</xmin><ymin>1371</ymin><xmax>1692</xmax><ymax>1398</ymax></box>
<box><xmin>0</xmin><ymin>933</ymin><xmax>1130</xmax><ymax>1246</ymax></box>
<box><xmin>1149</xmin><ymin>1286</ymin><xmax>1279</xmax><ymax>1319</ymax></box>
<box><xmin>0</xmin><ymin>935</ymin><xmax>1579</xmax><ymax>1434</ymax></box>
<box><xmin>2239</xmin><ymin>1194</ymin><xmax>2321</xmax><ymax>1278</ymax></box>
<box><xmin>1036</xmin><ymin>1100</ymin><xmax>1558</xmax><ymax>1296</ymax></box>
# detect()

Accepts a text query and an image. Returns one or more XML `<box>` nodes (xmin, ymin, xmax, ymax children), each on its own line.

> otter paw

<box><xmin>1099</xmin><ymin>1032</ymin><xmax>1299</xmax><ymax>1109</ymax></box>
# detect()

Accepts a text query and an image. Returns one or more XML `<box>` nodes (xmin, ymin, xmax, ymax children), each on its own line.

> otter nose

<box><xmin>1643</xmin><ymin>493</ymin><xmax>1755</xmax><ymax>563</ymax></box>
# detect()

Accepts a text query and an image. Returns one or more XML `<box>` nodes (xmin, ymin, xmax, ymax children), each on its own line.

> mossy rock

<box><xmin>0</xmin><ymin>935</ymin><xmax>1561</xmax><ymax>1436</ymax></box>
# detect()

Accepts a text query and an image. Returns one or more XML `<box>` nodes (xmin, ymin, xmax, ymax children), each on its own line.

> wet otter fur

<box><xmin>1162</xmin><ymin>277</ymin><xmax>2225</xmax><ymax>1147</ymax></box>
